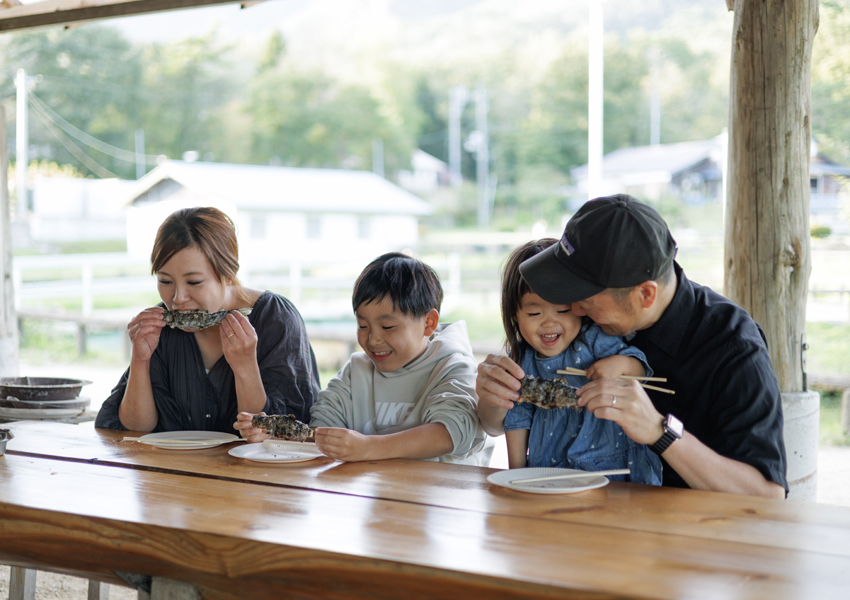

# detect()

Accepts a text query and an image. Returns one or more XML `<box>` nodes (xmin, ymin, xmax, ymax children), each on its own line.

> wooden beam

<box><xmin>0</xmin><ymin>0</ymin><xmax>251</xmax><ymax>32</ymax></box>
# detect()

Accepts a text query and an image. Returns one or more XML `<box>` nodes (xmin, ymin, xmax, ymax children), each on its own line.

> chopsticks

<box><xmin>511</xmin><ymin>468</ymin><xmax>631</xmax><ymax>485</ymax></box>
<box><xmin>122</xmin><ymin>437</ymin><xmax>245</xmax><ymax>444</ymax></box>
<box><xmin>556</xmin><ymin>368</ymin><xmax>675</xmax><ymax>394</ymax></box>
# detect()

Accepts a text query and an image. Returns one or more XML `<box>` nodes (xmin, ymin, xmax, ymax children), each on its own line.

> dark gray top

<box><xmin>95</xmin><ymin>291</ymin><xmax>320</xmax><ymax>434</ymax></box>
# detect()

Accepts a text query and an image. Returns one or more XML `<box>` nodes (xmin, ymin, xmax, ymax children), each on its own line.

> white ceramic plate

<box><xmin>137</xmin><ymin>430</ymin><xmax>240</xmax><ymax>450</ymax></box>
<box><xmin>229</xmin><ymin>442</ymin><xmax>323</xmax><ymax>464</ymax></box>
<box><xmin>487</xmin><ymin>468</ymin><xmax>610</xmax><ymax>495</ymax></box>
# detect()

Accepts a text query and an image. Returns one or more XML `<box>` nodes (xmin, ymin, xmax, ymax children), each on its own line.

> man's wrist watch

<box><xmin>649</xmin><ymin>413</ymin><xmax>683</xmax><ymax>455</ymax></box>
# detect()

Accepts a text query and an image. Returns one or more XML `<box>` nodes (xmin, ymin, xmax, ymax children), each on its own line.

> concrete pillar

<box><xmin>782</xmin><ymin>390</ymin><xmax>820</xmax><ymax>501</ymax></box>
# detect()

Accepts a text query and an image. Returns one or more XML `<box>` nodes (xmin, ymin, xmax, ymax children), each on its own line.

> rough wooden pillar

<box><xmin>0</xmin><ymin>105</ymin><xmax>18</xmax><ymax>376</ymax></box>
<box><xmin>9</xmin><ymin>567</ymin><xmax>36</xmax><ymax>600</ymax></box>
<box><xmin>724</xmin><ymin>0</ymin><xmax>819</xmax><ymax>393</ymax></box>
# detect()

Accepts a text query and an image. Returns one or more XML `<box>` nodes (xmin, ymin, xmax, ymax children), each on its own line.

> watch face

<box><xmin>666</xmin><ymin>414</ymin><xmax>684</xmax><ymax>437</ymax></box>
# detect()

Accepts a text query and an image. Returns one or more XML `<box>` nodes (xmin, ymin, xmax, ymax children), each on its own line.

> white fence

<box><xmin>12</xmin><ymin>252</ymin><xmax>464</xmax><ymax>320</ymax></box>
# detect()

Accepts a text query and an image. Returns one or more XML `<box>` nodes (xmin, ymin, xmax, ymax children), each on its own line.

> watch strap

<box><xmin>649</xmin><ymin>429</ymin><xmax>677</xmax><ymax>455</ymax></box>
<box><xmin>650</xmin><ymin>414</ymin><xmax>682</xmax><ymax>455</ymax></box>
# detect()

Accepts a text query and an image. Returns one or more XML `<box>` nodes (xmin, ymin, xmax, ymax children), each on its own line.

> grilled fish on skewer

<box><xmin>252</xmin><ymin>414</ymin><xmax>315</xmax><ymax>442</ymax></box>
<box><xmin>517</xmin><ymin>375</ymin><xmax>581</xmax><ymax>411</ymax></box>
<box><xmin>162</xmin><ymin>307</ymin><xmax>252</xmax><ymax>330</ymax></box>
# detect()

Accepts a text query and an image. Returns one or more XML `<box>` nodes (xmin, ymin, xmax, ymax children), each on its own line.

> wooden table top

<box><xmin>2</xmin><ymin>420</ymin><xmax>850</xmax><ymax>600</ymax></box>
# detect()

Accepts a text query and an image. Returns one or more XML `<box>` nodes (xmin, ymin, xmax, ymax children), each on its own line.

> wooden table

<box><xmin>2</xmin><ymin>421</ymin><xmax>850</xmax><ymax>600</ymax></box>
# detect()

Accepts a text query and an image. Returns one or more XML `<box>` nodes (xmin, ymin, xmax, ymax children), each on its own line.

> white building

<box><xmin>124</xmin><ymin>160</ymin><xmax>434</xmax><ymax>267</ymax></box>
<box><xmin>28</xmin><ymin>176</ymin><xmax>134</xmax><ymax>243</ymax></box>
<box><xmin>398</xmin><ymin>150</ymin><xmax>450</xmax><ymax>194</ymax></box>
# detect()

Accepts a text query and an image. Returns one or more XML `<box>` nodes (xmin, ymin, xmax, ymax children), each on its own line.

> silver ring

<box><xmin>612</xmin><ymin>397</ymin><xmax>617</xmax><ymax>406</ymax></box>
<box><xmin>227</xmin><ymin>333</ymin><xmax>234</xmax><ymax>338</ymax></box>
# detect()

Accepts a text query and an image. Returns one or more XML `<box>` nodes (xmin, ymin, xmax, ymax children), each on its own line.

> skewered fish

<box><xmin>252</xmin><ymin>414</ymin><xmax>315</xmax><ymax>442</ymax></box>
<box><xmin>162</xmin><ymin>307</ymin><xmax>252</xmax><ymax>330</ymax></box>
<box><xmin>517</xmin><ymin>375</ymin><xmax>581</xmax><ymax>411</ymax></box>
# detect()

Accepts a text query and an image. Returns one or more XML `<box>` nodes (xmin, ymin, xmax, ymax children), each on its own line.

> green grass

<box><xmin>806</xmin><ymin>322</ymin><xmax>850</xmax><ymax>376</ymax></box>
<box><xmin>819</xmin><ymin>392</ymin><xmax>850</xmax><ymax>446</ymax></box>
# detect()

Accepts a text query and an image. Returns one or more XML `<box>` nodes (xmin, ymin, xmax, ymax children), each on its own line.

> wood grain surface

<box><xmin>3</xmin><ymin>421</ymin><xmax>850</xmax><ymax>599</ymax></box>
<box><xmin>5</xmin><ymin>421</ymin><xmax>850</xmax><ymax>558</ymax></box>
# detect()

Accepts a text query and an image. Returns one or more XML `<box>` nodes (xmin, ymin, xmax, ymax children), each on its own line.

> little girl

<box><xmin>501</xmin><ymin>239</ymin><xmax>662</xmax><ymax>484</ymax></box>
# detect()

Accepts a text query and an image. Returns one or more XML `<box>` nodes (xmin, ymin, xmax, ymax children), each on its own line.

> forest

<box><xmin>1</xmin><ymin>0</ymin><xmax>848</xmax><ymax>229</ymax></box>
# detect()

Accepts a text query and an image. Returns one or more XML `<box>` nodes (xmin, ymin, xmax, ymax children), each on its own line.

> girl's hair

<box><xmin>151</xmin><ymin>207</ymin><xmax>251</xmax><ymax>302</ymax></box>
<box><xmin>501</xmin><ymin>238</ymin><xmax>559</xmax><ymax>364</ymax></box>
<box><xmin>352</xmin><ymin>252</ymin><xmax>443</xmax><ymax>317</ymax></box>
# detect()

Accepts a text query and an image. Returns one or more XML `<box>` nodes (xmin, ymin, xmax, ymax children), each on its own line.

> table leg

<box><xmin>88</xmin><ymin>579</ymin><xmax>110</xmax><ymax>600</ymax></box>
<box><xmin>8</xmin><ymin>567</ymin><xmax>36</xmax><ymax>600</ymax></box>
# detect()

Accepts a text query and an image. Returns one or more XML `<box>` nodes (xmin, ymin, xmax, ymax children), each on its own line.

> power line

<box><xmin>28</xmin><ymin>98</ymin><xmax>119</xmax><ymax>179</ymax></box>
<box><xmin>28</xmin><ymin>90</ymin><xmax>162</xmax><ymax>164</ymax></box>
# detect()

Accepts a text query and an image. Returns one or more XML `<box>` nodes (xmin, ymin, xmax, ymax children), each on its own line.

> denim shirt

<box><xmin>503</xmin><ymin>322</ymin><xmax>663</xmax><ymax>485</ymax></box>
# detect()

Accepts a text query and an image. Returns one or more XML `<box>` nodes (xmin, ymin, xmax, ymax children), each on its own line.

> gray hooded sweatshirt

<box><xmin>310</xmin><ymin>321</ymin><xmax>491</xmax><ymax>465</ymax></box>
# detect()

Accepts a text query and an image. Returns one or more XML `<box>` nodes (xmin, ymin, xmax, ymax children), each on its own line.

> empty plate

<box><xmin>487</xmin><ymin>468</ymin><xmax>610</xmax><ymax>494</ymax></box>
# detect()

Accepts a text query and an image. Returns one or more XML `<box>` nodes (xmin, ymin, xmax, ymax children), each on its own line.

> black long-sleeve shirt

<box><xmin>630</xmin><ymin>264</ymin><xmax>789</xmax><ymax>493</ymax></box>
<box><xmin>96</xmin><ymin>291</ymin><xmax>320</xmax><ymax>433</ymax></box>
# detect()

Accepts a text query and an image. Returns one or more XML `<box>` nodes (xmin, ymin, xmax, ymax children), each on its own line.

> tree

<box><xmin>1</xmin><ymin>26</ymin><xmax>143</xmax><ymax>179</ymax></box>
<box><xmin>246</xmin><ymin>69</ymin><xmax>414</xmax><ymax>173</ymax></box>
<box><xmin>812</xmin><ymin>0</ymin><xmax>850</xmax><ymax>164</ymax></box>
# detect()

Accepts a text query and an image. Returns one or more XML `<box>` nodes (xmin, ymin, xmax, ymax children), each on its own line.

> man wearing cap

<box><xmin>477</xmin><ymin>194</ymin><xmax>788</xmax><ymax>498</ymax></box>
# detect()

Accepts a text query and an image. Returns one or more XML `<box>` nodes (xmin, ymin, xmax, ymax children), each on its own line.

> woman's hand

<box><xmin>220</xmin><ymin>310</ymin><xmax>259</xmax><ymax>377</ymax></box>
<box><xmin>233</xmin><ymin>411</ymin><xmax>269</xmax><ymax>443</ymax></box>
<box><xmin>127</xmin><ymin>307</ymin><xmax>166</xmax><ymax>364</ymax></box>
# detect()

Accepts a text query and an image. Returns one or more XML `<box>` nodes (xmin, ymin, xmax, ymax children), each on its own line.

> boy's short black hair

<box><xmin>352</xmin><ymin>252</ymin><xmax>443</xmax><ymax>317</ymax></box>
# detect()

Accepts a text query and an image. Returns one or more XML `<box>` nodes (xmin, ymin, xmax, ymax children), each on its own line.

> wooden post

<box><xmin>9</xmin><ymin>567</ymin><xmax>36</xmax><ymax>600</ymax></box>
<box><xmin>724</xmin><ymin>0</ymin><xmax>819</xmax><ymax>393</ymax></box>
<box><xmin>0</xmin><ymin>105</ymin><xmax>19</xmax><ymax>376</ymax></box>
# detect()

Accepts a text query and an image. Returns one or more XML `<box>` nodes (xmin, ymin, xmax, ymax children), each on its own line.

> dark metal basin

<box><xmin>0</xmin><ymin>377</ymin><xmax>92</xmax><ymax>401</ymax></box>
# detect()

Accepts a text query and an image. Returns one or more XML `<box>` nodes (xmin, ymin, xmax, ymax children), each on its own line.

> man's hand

<box><xmin>577</xmin><ymin>378</ymin><xmax>664</xmax><ymax>445</ymax></box>
<box><xmin>475</xmin><ymin>354</ymin><xmax>525</xmax><ymax>436</ymax></box>
<box><xmin>476</xmin><ymin>354</ymin><xmax>524</xmax><ymax>410</ymax></box>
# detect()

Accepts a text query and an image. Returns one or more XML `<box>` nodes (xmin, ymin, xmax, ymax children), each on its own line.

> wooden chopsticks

<box><xmin>511</xmin><ymin>468</ymin><xmax>631</xmax><ymax>485</ymax></box>
<box><xmin>122</xmin><ymin>437</ymin><xmax>246</xmax><ymax>444</ymax></box>
<box><xmin>556</xmin><ymin>368</ymin><xmax>675</xmax><ymax>394</ymax></box>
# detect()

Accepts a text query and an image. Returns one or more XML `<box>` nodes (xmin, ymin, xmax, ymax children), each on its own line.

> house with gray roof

<box><xmin>570</xmin><ymin>137</ymin><xmax>725</xmax><ymax>205</ymax></box>
<box><xmin>124</xmin><ymin>160</ymin><xmax>434</xmax><ymax>267</ymax></box>
<box><xmin>570</xmin><ymin>136</ymin><xmax>849</xmax><ymax>233</ymax></box>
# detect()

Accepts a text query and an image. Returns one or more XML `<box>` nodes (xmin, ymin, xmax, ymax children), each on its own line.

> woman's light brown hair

<box><xmin>151</xmin><ymin>207</ymin><xmax>242</xmax><ymax>289</ymax></box>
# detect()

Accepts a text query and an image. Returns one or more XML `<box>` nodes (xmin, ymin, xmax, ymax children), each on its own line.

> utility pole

<box><xmin>0</xmin><ymin>106</ymin><xmax>18</xmax><ymax>376</ymax></box>
<box><xmin>587</xmin><ymin>1</ymin><xmax>604</xmax><ymax>200</ymax></box>
<box><xmin>135</xmin><ymin>128</ymin><xmax>146</xmax><ymax>180</ymax></box>
<box><xmin>14</xmin><ymin>69</ymin><xmax>28</xmax><ymax>214</ymax></box>
<box><xmin>475</xmin><ymin>83</ymin><xmax>490</xmax><ymax>228</ymax></box>
<box><xmin>372</xmin><ymin>138</ymin><xmax>384</xmax><ymax>178</ymax></box>
<box><xmin>649</xmin><ymin>45</ymin><xmax>661</xmax><ymax>146</ymax></box>
<box><xmin>448</xmin><ymin>86</ymin><xmax>468</xmax><ymax>188</ymax></box>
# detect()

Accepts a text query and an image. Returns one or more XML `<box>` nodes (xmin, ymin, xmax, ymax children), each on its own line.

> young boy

<box><xmin>235</xmin><ymin>252</ymin><xmax>490</xmax><ymax>465</ymax></box>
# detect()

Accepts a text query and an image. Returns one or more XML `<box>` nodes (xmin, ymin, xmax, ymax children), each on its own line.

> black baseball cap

<box><xmin>519</xmin><ymin>194</ymin><xmax>677</xmax><ymax>305</ymax></box>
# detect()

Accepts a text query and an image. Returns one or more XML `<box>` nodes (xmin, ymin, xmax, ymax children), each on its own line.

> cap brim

<box><xmin>519</xmin><ymin>244</ymin><xmax>606</xmax><ymax>305</ymax></box>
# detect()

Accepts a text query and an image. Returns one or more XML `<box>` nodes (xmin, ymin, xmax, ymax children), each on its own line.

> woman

<box><xmin>96</xmin><ymin>207</ymin><xmax>320</xmax><ymax>433</ymax></box>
